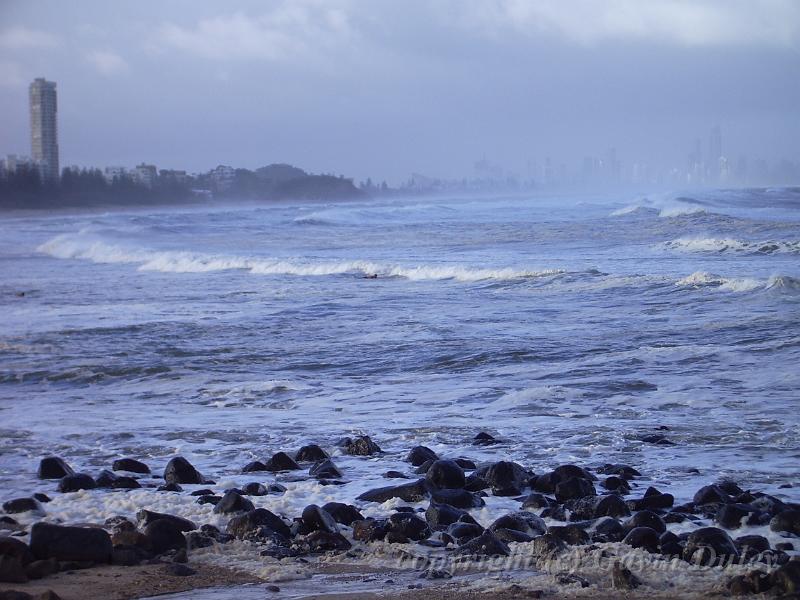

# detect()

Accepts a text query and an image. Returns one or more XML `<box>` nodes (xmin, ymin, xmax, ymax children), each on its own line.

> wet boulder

<box><xmin>157</xmin><ymin>482</ymin><xmax>182</xmax><ymax>492</ymax></box>
<box><xmin>477</xmin><ymin>461</ymin><xmax>529</xmax><ymax>496</ymax></box>
<box><xmin>37</xmin><ymin>457</ymin><xmax>74</xmax><ymax>480</ymax></box>
<box><xmin>143</xmin><ymin>520</ymin><xmax>187</xmax><ymax>556</ymax></box>
<box><xmin>136</xmin><ymin>510</ymin><xmax>196</xmax><ymax>532</ymax></box>
<box><xmin>302</xmin><ymin>530</ymin><xmax>351</xmax><ymax>553</ymax></box>
<box><xmin>301</xmin><ymin>505</ymin><xmax>339</xmax><ymax>534</ymax></box>
<box><xmin>623</xmin><ymin>510</ymin><xmax>666</xmax><ymax>534</ymax></box>
<box><xmin>520</xmin><ymin>493</ymin><xmax>556</xmax><ymax>511</ymax></box>
<box><xmin>612</xmin><ymin>561</ymin><xmax>641</xmax><ymax>590</ymax></box>
<box><xmin>295</xmin><ymin>444</ymin><xmax>329</xmax><ymax>462</ymax></box>
<box><xmin>342</xmin><ymin>435</ymin><xmax>381</xmax><ymax>456</ymax></box>
<box><xmin>111</xmin><ymin>458</ymin><xmax>150</xmax><ymax>474</ymax></box>
<box><xmin>728</xmin><ymin>570</ymin><xmax>773</xmax><ymax>595</ymax></box>
<box><xmin>601</xmin><ymin>476</ymin><xmax>631</xmax><ymax>494</ymax></box>
<box><xmin>530</xmin><ymin>533</ymin><xmax>568</xmax><ymax>558</ymax></box>
<box><xmin>716</xmin><ymin>504</ymin><xmax>766</xmax><ymax>529</ymax></box>
<box><xmin>430</xmin><ymin>488</ymin><xmax>484</xmax><ymax>509</ymax></box>
<box><xmin>163</xmin><ymin>456</ymin><xmax>205</xmax><ymax>485</ymax></box>
<box><xmin>95</xmin><ymin>470</ymin><xmax>140</xmax><ymax>490</ymax></box>
<box><xmin>321</xmin><ymin>502</ymin><xmax>363</xmax><ymax>526</ymax></box>
<box><xmin>693</xmin><ymin>484</ymin><xmax>731</xmax><ymax>506</ymax></box>
<box><xmin>591</xmin><ymin>517</ymin><xmax>625</xmax><ymax>543</ymax></box>
<box><xmin>623</xmin><ymin>527</ymin><xmax>660</xmax><ymax>553</ymax></box>
<box><xmin>555</xmin><ymin>477</ymin><xmax>596</xmax><ymax>502</ymax></box>
<box><xmin>546</xmin><ymin>524</ymin><xmax>590</xmax><ymax>546</ymax></box>
<box><xmin>488</xmin><ymin>511</ymin><xmax>546</xmax><ymax>537</ymax></box>
<box><xmin>473</xmin><ymin>432</ymin><xmax>500</xmax><ymax>446</ymax></box>
<box><xmin>227</xmin><ymin>508</ymin><xmax>290</xmax><ymax>541</ymax></box>
<box><xmin>309</xmin><ymin>459</ymin><xmax>342</xmax><ymax>479</ymax></box>
<box><xmin>464</xmin><ymin>473</ymin><xmax>489</xmax><ymax>492</ymax></box>
<box><xmin>2</xmin><ymin>498</ymin><xmax>40</xmax><ymax>514</ymax></box>
<box><xmin>627</xmin><ymin>487</ymin><xmax>674</xmax><ymax>511</ymax></box>
<box><xmin>406</xmin><ymin>446</ymin><xmax>438</xmax><ymax>466</ymax></box>
<box><xmin>241</xmin><ymin>461</ymin><xmax>267</xmax><ymax>473</ymax></box>
<box><xmin>683</xmin><ymin>527</ymin><xmax>739</xmax><ymax>566</ymax></box>
<box><xmin>425</xmin><ymin>460</ymin><xmax>465</xmax><ymax>490</ymax></box>
<box><xmin>446</xmin><ymin>522</ymin><xmax>484</xmax><ymax>545</ymax></box>
<box><xmin>596</xmin><ymin>463</ymin><xmax>641</xmax><ymax>480</ymax></box>
<box><xmin>0</xmin><ymin>537</ymin><xmax>34</xmax><ymax>583</ymax></box>
<box><xmin>357</xmin><ymin>479</ymin><xmax>429</xmax><ymax>503</ymax></box>
<box><xmin>242</xmin><ymin>482</ymin><xmax>268</xmax><ymax>496</ymax></box>
<box><xmin>387</xmin><ymin>513</ymin><xmax>431</xmax><ymax>542</ymax></box>
<box><xmin>454</xmin><ymin>529</ymin><xmax>510</xmax><ymax>557</ymax></box>
<box><xmin>771</xmin><ymin>560</ymin><xmax>800</xmax><ymax>595</ymax></box>
<box><xmin>213</xmin><ymin>490</ymin><xmax>255</xmax><ymax>514</ymax></box>
<box><xmin>352</xmin><ymin>519</ymin><xmax>388</xmax><ymax>543</ymax></box>
<box><xmin>57</xmin><ymin>473</ymin><xmax>96</xmax><ymax>493</ymax></box>
<box><xmin>425</xmin><ymin>503</ymin><xmax>476</xmax><ymax>530</ymax></box>
<box><xmin>553</xmin><ymin>464</ymin><xmax>596</xmax><ymax>482</ymax></box>
<box><xmin>30</xmin><ymin>523</ymin><xmax>112</xmax><ymax>563</ymax></box>
<box><xmin>593</xmin><ymin>495</ymin><xmax>630</xmax><ymax>519</ymax></box>
<box><xmin>263</xmin><ymin>452</ymin><xmax>300</xmax><ymax>472</ymax></box>
<box><xmin>770</xmin><ymin>509</ymin><xmax>800</xmax><ymax>536</ymax></box>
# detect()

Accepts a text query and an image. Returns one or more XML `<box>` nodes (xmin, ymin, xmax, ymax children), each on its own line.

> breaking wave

<box><xmin>37</xmin><ymin>233</ymin><xmax>562</xmax><ymax>283</ymax></box>
<box><xmin>676</xmin><ymin>271</ymin><xmax>800</xmax><ymax>294</ymax></box>
<box><xmin>660</xmin><ymin>237</ymin><xmax>800</xmax><ymax>255</ymax></box>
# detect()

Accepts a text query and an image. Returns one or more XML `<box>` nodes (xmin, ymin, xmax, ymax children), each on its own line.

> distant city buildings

<box><xmin>29</xmin><ymin>78</ymin><xmax>59</xmax><ymax>182</ymax></box>
<box><xmin>133</xmin><ymin>163</ymin><xmax>158</xmax><ymax>188</ymax></box>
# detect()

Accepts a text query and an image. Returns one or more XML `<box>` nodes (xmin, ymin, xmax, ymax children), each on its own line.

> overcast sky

<box><xmin>1</xmin><ymin>0</ymin><xmax>799</xmax><ymax>183</ymax></box>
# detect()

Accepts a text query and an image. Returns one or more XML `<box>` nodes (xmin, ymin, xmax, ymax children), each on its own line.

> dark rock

<box><xmin>352</xmin><ymin>519</ymin><xmax>388</xmax><ymax>543</ymax></box>
<box><xmin>163</xmin><ymin>563</ymin><xmax>196</xmax><ymax>577</ymax></box>
<box><xmin>530</xmin><ymin>533</ymin><xmax>567</xmax><ymax>558</ymax></box>
<box><xmin>196</xmin><ymin>495</ymin><xmax>221</xmax><ymax>506</ymax></box>
<box><xmin>771</xmin><ymin>560</ymin><xmax>800</xmax><ymax>595</ymax></box>
<box><xmin>553</xmin><ymin>464</ymin><xmax>595</xmax><ymax>482</ymax></box>
<box><xmin>384</xmin><ymin>471</ymin><xmax>409</xmax><ymax>479</ymax></box>
<box><xmin>425</xmin><ymin>460</ymin><xmax>465</xmax><ymax>490</ymax></box>
<box><xmin>446</xmin><ymin>522</ymin><xmax>484</xmax><ymax>545</ymax></box>
<box><xmin>227</xmin><ymin>508</ymin><xmax>290</xmax><ymax>540</ymax></box>
<box><xmin>623</xmin><ymin>510</ymin><xmax>666</xmax><ymax>534</ymax></box>
<box><xmin>57</xmin><ymin>473</ymin><xmax>96</xmax><ymax>493</ymax></box>
<box><xmin>301</xmin><ymin>505</ymin><xmax>339</xmax><ymax>534</ymax></box>
<box><xmin>659</xmin><ymin>531</ymin><xmax>682</xmax><ymax>556</ymax></box>
<box><xmin>521</xmin><ymin>493</ymin><xmax>557</xmax><ymax>511</ymax></box>
<box><xmin>591</xmin><ymin>517</ymin><xmax>624</xmax><ymax>543</ymax></box>
<box><xmin>241</xmin><ymin>461</ymin><xmax>267</xmax><ymax>473</ymax></box>
<box><xmin>264</xmin><ymin>451</ymin><xmax>301</xmax><ymax>471</ymax></box>
<box><xmin>32</xmin><ymin>494</ymin><xmax>50</xmax><ymax>504</ymax></box>
<box><xmin>548</xmin><ymin>524</ymin><xmax>590</xmax><ymax>546</ymax></box>
<box><xmin>303</xmin><ymin>530</ymin><xmax>351</xmax><ymax>552</ymax></box>
<box><xmin>593</xmin><ymin>495</ymin><xmax>630</xmax><ymax>519</ymax></box>
<box><xmin>242</xmin><ymin>482</ymin><xmax>268</xmax><ymax>496</ymax></box>
<box><xmin>639</xmin><ymin>434</ymin><xmax>675</xmax><ymax>445</ymax></box>
<box><xmin>493</xmin><ymin>528</ymin><xmax>534</xmax><ymax>543</ymax></box>
<box><xmin>728</xmin><ymin>570</ymin><xmax>773</xmax><ymax>595</ymax></box>
<box><xmin>136</xmin><ymin>510</ymin><xmax>196</xmax><ymax>532</ymax></box>
<box><xmin>357</xmin><ymin>479</ymin><xmax>428</xmax><ymax>503</ymax></box>
<box><xmin>683</xmin><ymin>527</ymin><xmax>739</xmax><ymax>566</ymax></box>
<box><xmin>776</xmin><ymin>542</ymin><xmax>794</xmax><ymax>551</ymax></box>
<box><xmin>213</xmin><ymin>490</ymin><xmax>255</xmax><ymax>514</ymax></box>
<box><xmin>735</xmin><ymin>535</ymin><xmax>771</xmax><ymax>562</ymax></box>
<box><xmin>342</xmin><ymin>435</ymin><xmax>381</xmax><ymax>456</ymax></box>
<box><xmin>473</xmin><ymin>432</ymin><xmax>500</xmax><ymax>446</ymax></box>
<box><xmin>425</xmin><ymin>503</ymin><xmax>475</xmax><ymax>530</ymax></box>
<box><xmin>112</xmin><ymin>458</ymin><xmax>150</xmax><ymax>474</ymax></box>
<box><xmin>623</xmin><ymin>527</ymin><xmax>660</xmax><ymax>553</ymax></box>
<box><xmin>612</xmin><ymin>561</ymin><xmax>641</xmax><ymax>590</ymax></box>
<box><xmin>716</xmin><ymin>504</ymin><xmax>763</xmax><ymax>529</ymax></box>
<box><xmin>749</xmin><ymin>494</ymin><xmax>786</xmax><ymax>517</ymax></box>
<box><xmin>770</xmin><ymin>509</ymin><xmax>800</xmax><ymax>536</ymax></box>
<box><xmin>295</xmin><ymin>444</ymin><xmax>329</xmax><ymax>462</ymax></box>
<box><xmin>25</xmin><ymin>557</ymin><xmax>59</xmax><ymax>579</ymax></box>
<box><xmin>172</xmin><ymin>548</ymin><xmax>188</xmax><ymax>563</ymax></box>
<box><xmin>0</xmin><ymin>556</ymin><xmax>28</xmax><ymax>583</ymax></box>
<box><xmin>30</xmin><ymin>523</ymin><xmax>112</xmax><ymax>563</ymax></box>
<box><xmin>157</xmin><ymin>483</ymin><xmax>183</xmax><ymax>492</ymax></box>
<box><xmin>596</xmin><ymin>464</ymin><xmax>641</xmax><ymax>479</ymax></box>
<box><xmin>430</xmin><ymin>488</ymin><xmax>483</xmax><ymax>509</ymax></box>
<box><xmin>478</xmin><ymin>461</ymin><xmax>529</xmax><ymax>496</ymax></box>
<box><xmin>464</xmin><ymin>474</ymin><xmax>489</xmax><ymax>492</ymax></box>
<box><xmin>693</xmin><ymin>484</ymin><xmax>731</xmax><ymax>506</ymax></box>
<box><xmin>387</xmin><ymin>513</ymin><xmax>430</xmax><ymax>542</ymax></box>
<box><xmin>163</xmin><ymin>456</ymin><xmax>205</xmax><ymax>485</ymax></box>
<box><xmin>95</xmin><ymin>470</ymin><xmax>140</xmax><ymax>490</ymax></box>
<box><xmin>143</xmin><ymin>520</ymin><xmax>187</xmax><ymax>555</ymax></box>
<box><xmin>555</xmin><ymin>477</ymin><xmax>596</xmax><ymax>502</ymax></box>
<box><xmin>0</xmin><ymin>537</ymin><xmax>34</xmax><ymax>564</ymax></box>
<box><xmin>454</xmin><ymin>529</ymin><xmax>510</xmax><ymax>557</ymax></box>
<box><xmin>420</xmin><ymin>568</ymin><xmax>452</xmax><ymax>580</ymax></box>
<box><xmin>489</xmin><ymin>511</ymin><xmax>546</xmax><ymax>536</ymax></box>
<box><xmin>406</xmin><ymin>446</ymin><xmax>438</xmax><ymax>466</ymax></box>
<box><xmin>309</xmin><ymin>459</ymin><xmax>342</xmax><ymax>479</ymax></box>
<box><xmin>2</xmin><ymin>499</ymin><xmax>40</xmax><ymax>514</ymax></box>
<box><xmin>454</xmin><ymin>458</ymin><xmax>477</xmax><ymax>470</ymax></box>
<box><xmin>37</xmin><ymin>457</ymin><xmax>74</xmax><ymax>480</ymax></box>
<box><xmin>601</xmin><ymin>476</ymin><xmax>631</xmax><ymax>494</ymax></box>
<box><xmin>268</xmin><ymin>483</ymin><xmax>287</xmax><ymax>494</ymax></box>
<box><xmin>321</xmin><ymin>502</ymin><xmax>363</xmax><ymax>526</ymax></box>
<box><xmin>628</xmin><ymin>488</ymin><xmax>674</xmax><ymax>511</ymax></box>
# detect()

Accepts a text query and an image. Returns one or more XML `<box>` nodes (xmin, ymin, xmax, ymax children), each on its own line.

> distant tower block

<box><xmin>29</xmin><ymin>78</ymin><xmax>59</xmax><ymax>182</ymax></box>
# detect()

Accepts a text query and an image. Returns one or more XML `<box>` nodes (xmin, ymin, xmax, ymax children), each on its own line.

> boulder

<box><xmin>446</xmin><ymin>522</ymin><xmax>484</xmax><ymax>545</ymax></box>
<box><xmin>263</xmin><ymin>452</ymin><xmax>300</xmax><ymax>471</ymax></box>
<box><xmin>95</xmin><ymin>470</ymin><xmax>140</xmax><ymax>490</ymax></box>
<box><xmin>716</xmin><ymin>504</ymin><xmax>763</xmax><ymax>529</ymax></box>
<box><xmin>241</xmin><ymin>461</ymin><xmax>267</xmax><ymax>473</ymax></box>
<box><xmin>213</xmin><ymin>490</ymin><xmax>255</xmax><ymax>514</ymax></box>
<box><xmin>520</xmin><ymin>493</ymin><xmax>556</xmax><ymax>510</ymax></box>
<box><xmin>454</xmin><ymin>529</ymin><xmax>510</xmax><ymax>557</ymax></box>
<box><xmin>143</xmin><ymin>520</ymin><xmax>187</xmax><ymax>555</ymax></box>
<box><xmin>0</xmin><ymin>537</ymin><xmax>34</xmax><ymax>584</ymax></box>
<box><xmin>478</xmin><ymin>461</ymin><xmax>529</xmax><ymax>496</ymax></box>
<box><xmin>591</xmin><ymin>517</ymin><xmax>625</xmax><ymax>543</ymax></box>
<box><xmin>163</xmin><ymin>456</ymin><xmax>205</xmax><ymax>485</ymax></box>
<box><xmin>547</xmin><ymin>524</ymin><xmax>590</xmax><ymax>546</ymax></box>
<box><xmin>770</xmin><ymin>510</ymin><xmax>800</xmax><ymax>536</ymax></box>
<box><xmin>301</xmin><ymin>505</ymin><xmax>339</xmax><ymax>534</ymax></box>
<box><xmin>320</xmin><ymin>502</ymin><xmax>363</xmax><ymax>526</ymax></box>
<box><xmin>473</xmin><ymin>432</ymin><xmax>499</xmax><ymax>446</ymax></box>
<box><xmin>555</xmin><ymin>477</ymin><xmax>596</xmax><ymax>502</ymax></box>
<box><xmin>387</xmin><ymin>513</ymin><xmax>431</xmax><ymax>542</ymax></box>
<box><xmin>136</xmin><ymin>510</ymin><xmax>196</xmax><ymax>532</ymax></box>
<box><xmin>425</xmin><ymin>460</ymin><xmax>466</xmax><ymax>490</ymax></box>
<box><xmin>622</xmin><ymin>527</ymin><xmax>660</xmax><ymax>553</ymax></box>
<box><xmin>612</xmin><ymin>561</ymin><xmax>641</xmax><ymax>590</ymax></box>
<box><xmin>771</xmin><ymin>560</ymin><xmax>800</xmax><ymax>595</ymax></box>
<box><xmin>693</xmin><ymin>484</ymin><xmax>731</xmax><ymax>506</ymax></box>
<box><xmin>425</xmin><ymin>503</ymin><xmax>475</xmax><ymax>530</ymax></box>
<box><xmin>242</xmin><ymin>482</ymin><xmax>268</xmax><ymax>496</ymax></box>
<box><xmin>111</xmin><ymin>458</ymin><xmax>150</xmax><ymax>474</ymax></box>
<box><xmin>30</xmin><ymin>523</ymin><xmax>112</xmax><ymax>563</ymax></box>
<box><xmin>352</xmin><ymin>519</ymin><xmax>388</xmax><ymax>543</ymax></box>
<box><xmin>489</xmin><ymin>511</ymin><xmax>546</xmax><ymax>537</ymax></box>
<box><xmin>57</xmin><ymin>473</ymin><xmax>96</xmax><ymax>493</ymax></box>
<box><xmin>37</xmin><ymin>457</ymin><xmax>74</xmax><ymax>480</ymax></box>
<box><xmin>227</xmin><ymin>508</ymin><xmax>290</xmax><ymax>540</ymax></box>
<box><xmin>406</xmin><ymin>446</ymin><xmax>438</xmax><ymax>466</ymax></box>
<box><xmin>357</xmin><ymin>479</ymin><xmax>429</xmax><ymax>503</ymax></box>
<box><xmin>309</xmin><ymin>459</ymin><xmax>342</xmax><ymax>479</ymax></box>
<box><xmin>430</xmin><ymin>488</ymin><xmax>484</xmax><ymax>509</ymax></box>
<box><xmin>682</xmin><ymin>527</ymin><xmax>739</xmax><ymax>566</ymax></box>
<box><xmin>342</xmin><ymin>435</ymin><xmax>381</xmax><ymax>456</ymax></box>
<box><xmin>2</xmin><ymin>499</ymin><xmax>40</xmax><ymax>514</ymax></box>
<box><xmin>596</xmin><ymin>464</ymin><xmax>641</xmax><ymax>480</ymax></box>
<box><xmin>303</xmin><ymin>530</ymin><xmax>351</xmax><ymax>552</ymax></box>
<box><xmin>25</xmin><ymin>557</ymin><xmax>60</xmax><ymax>579</ymax></box>
<box><xmin>295</xmin><ymin>444</ymin><xmax>329</xmax><ymax>462</ymax></box>
<box><xmin>623</xmin><ymin>510</ymin><xmax>666</xmax><ymax>534</ymax></box>
<box><xmin>530</xmin><ymin>533</ymin><xmax>567</xmax><ymax>558</ymax></box>
<box><xmin>593</xmin><ymin>495</ymin><xmax>630</xmax><ymax>518</ymax></box>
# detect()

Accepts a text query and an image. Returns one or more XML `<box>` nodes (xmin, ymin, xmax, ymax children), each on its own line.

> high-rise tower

<box><xmin>29</xmin><ymin>78</ymin><xmax>59</xmax><ymax>182</ymax></box>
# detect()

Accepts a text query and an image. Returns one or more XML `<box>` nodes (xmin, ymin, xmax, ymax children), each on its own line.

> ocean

<box><xmin>1</xmin><ymin>188</ymin><xmax>799</xmax><ymax>591</ymax></box>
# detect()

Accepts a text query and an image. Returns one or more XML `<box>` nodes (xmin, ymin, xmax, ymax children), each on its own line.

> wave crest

<box><xmin>660</xmin><ymin>237</ymin><xmax>800</xmax><ymax>255</ymax></box>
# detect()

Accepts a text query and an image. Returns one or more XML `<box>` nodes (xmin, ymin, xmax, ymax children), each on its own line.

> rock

<box><xmin>735</xmin><ymin>535</ymin><xmax>771</xmax><ymax>562</ymax></box>
<box><xmin>414</xmin><ymin>459</ymin><xmax>435</xmax><ymax>474</ymax></box>
<box><xmin>213</xmin><ymin>490</ymin><xmax>255</xmax><ymax>514</ymax></box>
<box><xmin>227</xmin><ymin>508</ymin><xmax>290</xmax><ymax>540</ymax></box>
<box><xmin>591</xmin><ymin>517</ymin><xmax>625</xmax><ymax>543</ymax></box>
<box><xmin>136</xmin><ymin>510</ymin><xmax>196</xmax><ymax>532</ymax></box>
<box><xmin>321</xmin><ymin>503</ymin><xmax>363</xmax><ymax>526</ymax></box>
<box><xmin>493</xmin><ymin>528</ymin><xmax>535</xmax><ymax>544</ymax></box>
<box><xmin>547</xmin><ymin>524</ymin><xmax>590</xmax><ymax>546</ymax></box>
<box><xmin>302</xmin><ymin>505</ymin><xmax>339</xmax><ymax>534</ymax></box>
<box><xmin>556</xmin><ymin>572</ymin><xmax>590</xmax><ymax>587</ymax></box>
<box><xmin>242</xmin><ymin>482</ymin><xmax>268</xmax><ymax>496</ymax></box>
<box><xmin>612</xmin><ymin>561</ymin><xmax>641</xmax><ymax>590</ymax></box>
<box><xmin>163</xmin><ymin>563</ymin><xmax>196</xmax><ymax>577</ymax></box>
<box><xmin>771</xmin><ymin>560</ymin><xmax>800</xmax><ymax>595</ymax></box>
<box><xmin>32</xmin><ymin>494</ymin><xmax>50</xmax><ymax>504</ymax></box>
<box><xmin>295</xmin><ymin>444</ymin><xmax>329</xmax><ymax>462</ymax></box>
<box><xmin>387</xmin><ymin>513</ymin><xmax>431</xmax><ymax>542</ymax></box>
<box><xmin>30</xmin><ymin>523</ymin><xmax>112</xmax><ymax>563</ymax></box>
<box><xmin>478</xmin><ymin>461</ymin><xmax>529</xmax><ymax>496</ymax></box>
<box><xmin>430</xmin><ymin>488</ymin><xmax>484</xmax><ymax>509</ymax></box>
<box><xmin>2</xmin><ymin>499</ymin><xmax>40</xmax><ymax>514</ymax></box>
<box><xmin>623</xmin><ymin>527</ymin><xmax>660</xmax><ymax>553</ymax></box>
<box><xmin>659</xmin><ymin>531</ymin><xmax>683</xmax><ymax>556</ymax></box>
<box><xmin>25</xmin><ymin>557</ymin><xmax>59</xmax><ymax>579</ymax></box>
<box><xmin>520</xmin><ymin>493</ymin><xmax>556</xmax><ymax>511</ymax></box>
<box><xmin>464</xmin><ymin>474</ymin><xmax>489</xmax><ymax>492</ymax></box>
<box><xmin>263</xmin><ymin>451</ymin><xmax>301</xmax><ymax>471</ymax></box>
<box><xmin>601</xmin><ymin>476</ymin><xmax>631</xmax><ymax>493</ymax></box>
<box><xmin>749</xmin><ymin>494</ymin><xmax>786</xmax><ymax>517</ymax></box>
<box><xmin>172</xmin><ymin>548</ymin><xmax>188</xmax><ymax>563</ymax></box>
<box><xmin>163</xmin><ymin>456</ymin><xmax>205</xmax><ymax>484</ymax></box>
<box><xmin>425</xmin><ymin>503</ymin><xmax>475</xmax><ymax>530</ymax></box>
<box><xmin>473</xmin><ymin>432</ymin><xmax>499</xmax><ymax>446</ymax></box>
<box><xmin>384</xmin><ymin>471</ymin><xmax>409</xmax><ymax>479</ymax></box>
<box><xmin>0</xmin><ymin>555</ymin><xmax>28</xmax><ymax>583</ymax></box>
<box><xmin>455</xmin><ymin>530</ymin><xmax>510</xmax><ymax>557</ymax></box>
<box><xmin>770</xmin><ymin>509</ymin><xmax>800</xmax><ymax>536</ymax></box>
<box><xmin>555</xmin><ymin>477</ymin><xmax>595</xmax><ymax>502</ymax></box>
<box><xmin>693</xmin><ymin>484</ymin><xmax>731</xmax><ymax>505</ymax></box>
<box><xmin>158</xmin><ymin>483</ymin><xmax>183</xmax><ymax>492</ymax></box>
<box><xmin>143</xmin><ymin>520</ymin><xmax>187</xmax><ymax>555</ymax></box>
<box><xmin>357</xmin><ymin>479</ymin><xmax>429</xmax><ymax>503</ymax></box>
<box><xmin>352</xmin><ymin>519</ymin><xmax>388</xmax><ymax>542</ymax></box>
<box><xmin>553</xmin><ymin>464</ymin><xmax>595</xmax><ymax>482</ymax></box>
<box><xmin>57</xmin><ymin>473</ymin><xmax>96</xmax><ymax>493</ymax></box>
<box><xmin>454</xmin><ymin>458</ymin><xmax>477</xmax><ymax>470</ymax></box>
<box><xmin>530</xmin><ymin>533</ymin><xmax>568</xmax><ymax>558</ymax></box>
<box><xmin>309</xmin><ymin>459</ymin><xmax>342</xmax><ymax>479</ymax></box>
<box><xmin>425</xmin><ymin>460</ymin><xmax>465</xmax><ymax>490</ymax></box>
<box><xmin>196</xmin><ymin>495</ymin><xmax>221</xmax><ymax>506</ymax></box>
<box><xmin>623</xmin><ymin>510</ymin><xmax>666</xmax><ymax>534</ymax></box>
<box><xmin>776</xmin><ymin>542</ymin><xmax>794</xmax><ymax>551</ymax></box>
<box><xmin>716</xmin><ymin>504</ymin><xmax>763</xmax><ymax>529</ymax></box>
<box><xmin>489</xmin><ymin>511</ymin><xmax>546</xmax><ymax>537</ymax></box>
<box><xmin>0</xmin><ymin>537</ymin><xmax>34</xmax><ymax>564</ymax></box>
<box><xmin>37</xmin><ymin>457</ymin><xmax>74</xmax><ymax>480</ymax></box>
<box><xmin>593</xmin><ymin>495</ymin><xmax>630</xmax><ymax>518</ymax></box>
<box><xmin>420</xmin><ymin>568</ymin><xmax>452</xmax><ymax>580</ymax></box>
<box><xmin>268</xmin><ymin>483</ymin><xmax>287</xmax><ymax>494</ymax></box>
<box><xmin>112</xmin><ymin>458</ymin><xmax>150</xmax><ymax>474</ymax></box>
<box><xmin>303</xmin><ymin>530</ymin><xmax>351</xmax><ymax>552</ymax></box>
<box><xmin>639</xmin><ymin>434</ymin><xmax>674</xmax><ymax>445</ymax></box>
<box><xmin>728</xmin><ymin>570</ymin><xmax>773</xmax><ymax>595</ymax></box>
<box><xmin>241</xmin><ymin>461</ymin><xmax>267</xmax><ymax>473</ymax></box>
<box><xmin>95</xmin><ymin>470</ymin><xmax>140</xmax><ymax>490</ymax></box>
<box><xmin>446</xmin><ymin>522</ymin><xmax>484</xmax><ymax>545</ymax></box>
<box><xmin>683</xmin><ymin>527</ymin><xmax>739</xmax><ymax>566</ymax></box>
<box><xmin>628</xmin><ymin>488</ymin><xmax>674</xmax><ymax>510</ymax></box>
<box><xmin>596</xmin><ymin>464</ymin><xmax>641</xmax><ymax>479</ymax></box>
<box><xmin>406</xmin><ymin>446</ymin><xmax>438</xmax><ymax>466</ymax></box>
<box><xmin>342</xmin><ymin>435</ymin><xmax>381</xmax><ymax>456</ymax></box>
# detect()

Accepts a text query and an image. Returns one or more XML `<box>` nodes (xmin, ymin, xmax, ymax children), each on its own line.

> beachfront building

<box><xmin>29</xmin><ymin>78</ymin><xmax>59</xmax><ymax>182</ymax></box>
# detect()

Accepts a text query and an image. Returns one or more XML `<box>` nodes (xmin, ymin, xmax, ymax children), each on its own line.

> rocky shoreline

<box><xmin>2</xmin><ymin>432</ymin><xmax>799</xmax><ymax>599</ymax></box>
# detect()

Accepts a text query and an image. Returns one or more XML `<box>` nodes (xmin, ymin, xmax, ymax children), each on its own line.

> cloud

<box><xmin>0</xmin><ymin>26</ymin><xmax>58</xmax><ymax>49</ymax></box>
<box><xmin>0</xmin><ymin>60</ymin><xmax>24</xmax><ymax>87</ymax></box>
<box><xmin>85</xmin><ymin>50</ymin><xmax>129</xmax><ymax>75</ymax></box>
<box><xmin>153</xmin><ymin>2</ymin><xmax>354</xmax><ymax>63</ymax></box>
<box><xmin>450</xmin><ymin>0</ymin><xmax>800</xmax><ymax>48</ymax></box>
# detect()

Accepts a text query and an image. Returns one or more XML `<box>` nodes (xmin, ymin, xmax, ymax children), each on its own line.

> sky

<box><xmin>1</xmin><ymin>0</ymin><xmax>799</xmax><ymax>183</ymax></box>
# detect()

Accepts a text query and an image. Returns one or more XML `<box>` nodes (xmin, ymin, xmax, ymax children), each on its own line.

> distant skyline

<box><xmin>1</xmin><ymin>0</ymin><xmax>799</xmax><ymax>184</ymax></box>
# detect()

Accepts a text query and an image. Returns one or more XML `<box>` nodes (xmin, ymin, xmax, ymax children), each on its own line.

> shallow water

<box><xmin>1</xmin><ymin>188</ymin><xmax>799</xmax><ymax>587</ymax></box>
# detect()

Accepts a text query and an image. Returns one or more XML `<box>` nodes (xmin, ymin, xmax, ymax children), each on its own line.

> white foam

<box><xmin>660</xmin><ymin>237</ymin><xmax>800</xmax><ymax>255</ymax></box>
<box><xmin>676</xmin><ymin>271</ymin><xmax>763</xmax><ymax>292</ymax></box>
<box><xmin>658</xmin><ymin>205</ymin><xmax>707</xmax><ymax>218</ymax></box>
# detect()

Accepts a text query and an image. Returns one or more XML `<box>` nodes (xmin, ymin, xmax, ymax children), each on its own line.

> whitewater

<box><xmin>1</xmin><ymin>188</ymin><xmax>799</xmax><ymax>594</ymax></box>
